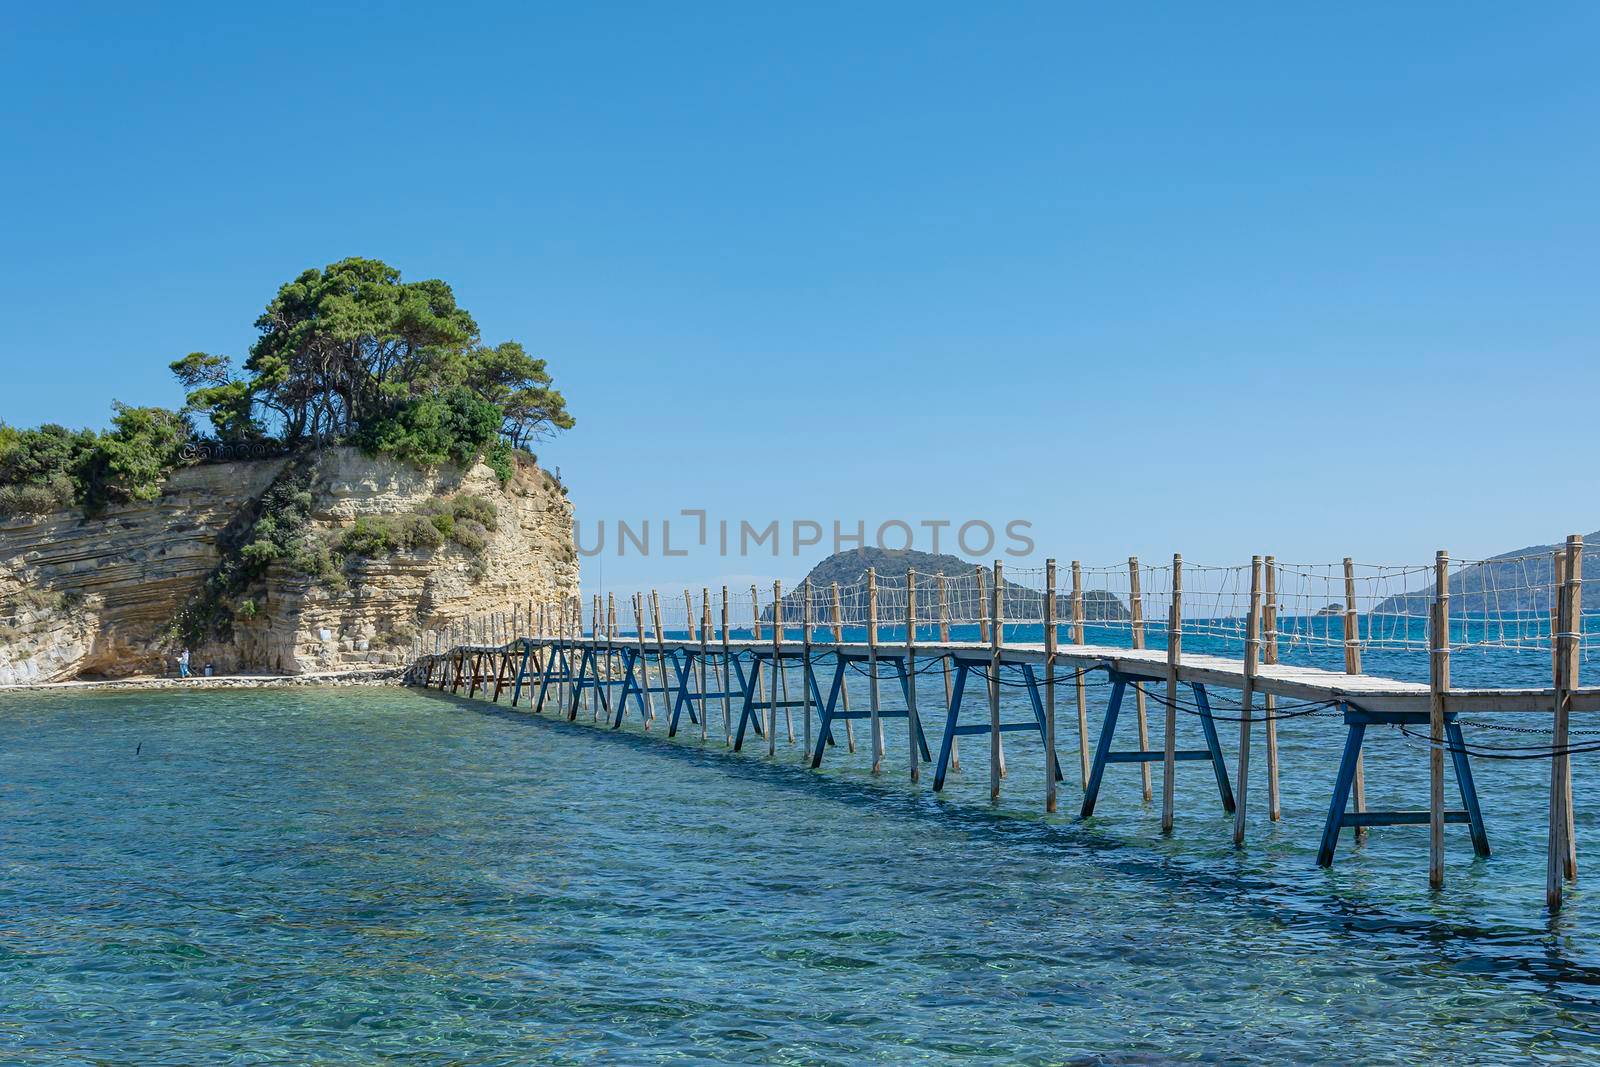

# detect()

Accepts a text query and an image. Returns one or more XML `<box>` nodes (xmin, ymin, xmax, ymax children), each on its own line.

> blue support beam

<box><xmin>1316</xmin><ymin>704</ymin><xmax>1490</xmax><ymax>867</ymax></box>
<box><xmin>1081</xmin><ymin>673</ymin><xmax>1233</xmax><ymax>817</ymax></box>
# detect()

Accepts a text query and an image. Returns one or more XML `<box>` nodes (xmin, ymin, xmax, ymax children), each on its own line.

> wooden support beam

<box><xmin>868</xmin><ymin>568</ymin><xmax>883</xmax><ymax>774</ymax></box>
<box><xmin>1429</xmin><ymin>550</ymin><xmax>1450</xmax><ymax>889</ymax></box>
<box><xmin>769</xmin><ymin>581</ymin><xmax>782</xmax><ymax>757</ymax></box>
<box><xmin>803</xmin><ymin>577</ymin><xmax>813</xmax><ymax>760</ymax></box>
<box><xmin>634</xmin><ymin>593</ymin><xmax>653</xmax><ymax>727</ymax></box>
<box><xmin>700</xmin><ymin>589</ymin><xmax>711</xmax><ymax>743</ymax></box>
<box><xmin>938</xmin><ymin>573</ymin><xmax>957</xmax><ymax>771</ymax></box>
<box><xmin>1550</xmin><ymin>535</ymin><xmax>1583</xmax><ymax>910</ymax></box>
<box><xmin>1234</xmin><ymin>556</ymin><xmax>1262</xmax><ymax>846</ymax></box>
<box><xmin>721</xmin><ymin>586</ymin><xmax>733</xmax><ymax>744</ymax></box>
<box><xmin>831</xmin><ymin>583</ymin><xmax>856</xmax><ymax>753</ymax></box>
<box><xmin>1129</xmin><ymin>556</ymin><xmax>1152</xmax><ymax>802</ymax></box>
<box><xmin>990</xmin><ymin>559</ymin><xmax>1004</xmax><ymax>804</ymax></box>
<box><xmin>1071</xmin><ymin>560</ymin><xmax>1089</xmax><ymax>789</ymax></box>
<box><xmin>648</xmin><ymin>592</ymin><xmax>665</xmax><ymax>725</ymax></box>
<box><xmin>1344</xmin><ymin>558</ymin><xmax>1366</xmax><ymax>837</ymax></box>
<box><xmin>978</xmin><ymin>563</ymin><xmax>1005</xmax><ymax>778</ymax></box>
<box><xmin>1263</xmin><ymin>557</ymin><xmax>1281</xmax><ymax>821</ymax></box>
<box><xmin>1044</xmin><ymin>559</ymin><xmax>1058</xmax><ymax>812</ymax></box>
<box><xmin>907</xmin><ymin>568</ymin><xmax>921</xmax><ymax>783</ymax></box>
<box><xmin>1162</xmin><ymin>554</ymin><xmax>1182</xmax><ymax>834</ymax></box>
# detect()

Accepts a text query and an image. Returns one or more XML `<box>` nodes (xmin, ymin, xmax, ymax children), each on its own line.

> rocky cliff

<box><xmin>0</xmin><ymin>447</ymin><xmax>577</xmax><ymax>683</ymax></box>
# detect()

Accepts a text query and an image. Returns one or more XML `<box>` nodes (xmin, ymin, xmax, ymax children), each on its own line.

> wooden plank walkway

<box><xmin>441</xmin><ymin>635</ymin><xmax>1595</xmax><ymax>715</ymax></box>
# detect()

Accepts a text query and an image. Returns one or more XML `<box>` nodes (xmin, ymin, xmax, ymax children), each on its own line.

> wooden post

<box><xmin>1044</xmin><ymin>559</ymin><xmax>1058</xmax><ymax>812</ymax></box>
<box><xmin>831</xmin><ymin>582</ymin><xmax>856</xmax><ymax>752</ymax></box>
<box><xmin>700</xmin><ymin>589</ymin><xmax>711</xmax><ymax>743</ymax></box>
<box><xmin>1553</xmin><ymin>550</ymin><xmax>1578</xmax><ymax>882</ymax></box>
<box><xmin>1429</xmin><ymin>550</ymin><xmax>1450</xmax><ymax>889</ymax></box>
<box><xmin>651</xmin><ymin>591</ymin><xmax>668</xmax><ymax>726</ymax></box>
<box><xmin>751</xmin><ymin>584</ymin><xmax>762</xmax><ymax>641</ymax></box>
<box><xmin>803</xmin><ymin>577</ymin><xmax>814</xmax><ymax>761</ymax></box>
<box><xmin>769</xmin><ymin>581</ymin><xmax>782</xmax><ymax>757</ymax></box>
<box><xmin>1568</xmin><ymin>540</ymin><xmax>1582</xmax><ymax>882</ymax></box>
<box><xmin>938</xmin><ymin>573</ymin><xmax>957</xmax><ymax>771</ymax></box>
<box><xmin>978</xmin><ymin>563</ymin><xmax>1005</xmax><ymax>777</ymax></box>
<box><xmin>1162</xmin><ymin>554</ymin><xmax>1182</xmax><ymax>834</ymax></box>
<box><xmin>607</xmin><ymin>593</ymin><xmax>617</xmax><ymax>715</ymax></box>
<box><xmin>1550</xmin><ymin>535</ymin><xmax>1583</xmax><ymax>910</ymax></box>
<box><xmin>721</xmin><ymin>586</ymin><xmax>733</xmax><ymax>744</ymax></box>
<box><xmin>633</xmin><ymin>593</ymin><xmax>653</xmax><ymax>726</ymax></box>
<box><xmin>1071</xmin><ymin>560</ymin><xmax>1089</xmax><ymax>788</ymax></box>
<box><xmin>590</xmin><ymin>595</ymin><xmax>602</xmax><ymax>720</ymax></box>
<box><xmin>776</xmin><ymin>582</ymin><xmax>793</xmax><ymax>743</ymax></box>
<box><xmin>684</xmin><ymin>590</ymin><xmax>697</xmax><ymax>643</ymax></box>
<box><xmin>868</xmin><ymin>568</ymin><xmax>883</xmax><ymax>774</ymax></box>
<box><xmin>906</xmin><ymin>568</ymin><xmax>921</xmax><ymax>783</ymax></box>
<box><xmin>1344</xmin><ymin>558</ymin><xmax>1366</xmax><ymax>837</ymax></box>
<box><xmin>989</xmin><ymin>560</ymin><xmax>1004</xmax><ymax>803</ymax></box>
<box><xmin>1234</xmin><ymin>556</ymin><xmax>1262</xmax><ymax>847</ymax></box>
<box><xmin>1263</xmin><ymin>556</ymin><xmax>1281</xmax><ymax>820</ymax></box>
<box><xmin>1129</xmin><ymin>556</ymin><xmax>1152</xmax><ymax>801</ymax></box>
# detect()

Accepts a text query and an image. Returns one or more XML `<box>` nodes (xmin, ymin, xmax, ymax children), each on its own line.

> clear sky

<box><xmin>3</xmin><ymin>3</ymin><xmax>1597</xmax><ymax>598</ymax></box>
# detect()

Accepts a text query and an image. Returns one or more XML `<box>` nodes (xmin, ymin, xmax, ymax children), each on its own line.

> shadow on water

<box><xmin>413</xmin><ymin>686</ymin><xmax>1600</xmax><ymax>1011</ymax></box>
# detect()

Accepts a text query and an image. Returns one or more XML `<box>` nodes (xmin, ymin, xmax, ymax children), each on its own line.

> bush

<box><xmin>77</xmin><ymin>404</ymin><xmax>191</xmax><ymax>512</ymax></box>
<box><xmin>0</xmin><ymin>481</ymin><xmax>75</xmax><ymax>517</ymax></box>
<box><xmin>485</xmin><ymin>441</ymin><xmax>515</xmax><ymax>486</ymax></box>
<box><xmin>0</xmin><ymin>406</ymin><xmax>191</xmax><ymax>518</ymax></box>
<box><xmin>338</xmin><ymin>512</ymin><xmax>446</xmax><ymax>558</ymax></box>
<box><xmin>355</xmin><ymin>387</ymin><xmax>501</xmax><ymax>469</ymax></box>
<box><xmin>0</xmin><ymin>424</ymin><xmax>98</xmax><ymax>517</ymax></box>
<box><xmin>450</xmin><ymin>520</ymin><xmax>489</xmax><ymax>553</ymax></box>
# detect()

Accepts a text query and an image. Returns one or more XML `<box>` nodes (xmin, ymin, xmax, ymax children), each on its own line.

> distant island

<box><xmin>762</xmin><ymin>546</ymin><xmax>1130</xmax><ymax>624</ymax></box>
<box><xmin>1372</xmin><ymin>531</ymin><xmax>1599</xmax><ymax>616</ymax></box>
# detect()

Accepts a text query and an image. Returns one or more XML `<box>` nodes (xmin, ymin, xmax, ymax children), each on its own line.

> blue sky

<box><xmin>2</xmin><ymin>3</ymin><xmax>1597</xmax><ymax>596</ymax></box>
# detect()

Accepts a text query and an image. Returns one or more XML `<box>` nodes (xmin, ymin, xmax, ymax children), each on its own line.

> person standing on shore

<box><xmin>178</xmin><ymin>648</ymin><xmax>191</xmax><ymax>679</ymax></box>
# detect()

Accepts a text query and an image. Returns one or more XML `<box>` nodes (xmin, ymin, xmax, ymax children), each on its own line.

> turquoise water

<box><xmin>3</xmin><ymin>674</ymin><xmax>1600</xmax><ymax>1064</ymax></box>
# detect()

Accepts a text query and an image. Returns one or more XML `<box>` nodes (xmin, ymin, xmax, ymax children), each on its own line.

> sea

<box><xmin>2</xmin><ymin>626</ymin><xmax>1598</xmax><ymax>1064</ymax></box>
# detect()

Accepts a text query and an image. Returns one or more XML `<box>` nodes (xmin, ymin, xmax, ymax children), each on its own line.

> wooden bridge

<box><xmin>403</xmin><ymin>540</ymin><xmax>1593</xmax><ymax>912</ymax></box>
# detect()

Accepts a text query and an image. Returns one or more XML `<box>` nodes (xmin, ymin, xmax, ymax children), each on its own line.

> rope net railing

<box><xmin>413</xmin><ymin>541</ymin><xmax>1597</xmax><ymax>685</ymax></box>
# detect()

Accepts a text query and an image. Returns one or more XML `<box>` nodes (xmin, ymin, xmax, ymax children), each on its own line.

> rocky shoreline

<box><xmin>0</xmin><ymin>667</ymin><xmax>404</xmax><ymax>695</ymax></box>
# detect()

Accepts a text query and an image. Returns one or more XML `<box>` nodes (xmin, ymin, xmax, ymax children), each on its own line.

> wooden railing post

<box><xmin>1344</xmin><ymin>557</ymin><xmax>1366</xmax><ymax>836</ymax></box>
<box><xmin>1044</xmin><ymin>559</ymin><xmax>1058</xmax><ymax>812</ymax></box>
<box><xmin>990</xmin><ymin>560</ymin><xmax>1004</xmax><ymax>804</ymax></box>
<box><xmin>700</xmin><ymin>589</ymin><xmax>711</xmax><ymax>743</ymax></box>
<box><xmin>1429</xmin><ymin>550</ymin><xmax>1450</xmax><ymax>889</ymax></box>
<box><xmin>906</xmin><ymin>569</ymin><xmax>921</xmax><ymax>783</ymax></box>
<box><xmin>803</xmin><ymin>577</ymin><xmax>814</xmax><ymax>760</ymax></box>
<box><xmin>1234</xmin><ymin>556</ymin><xmax>1262</xmax><ymax>846</ymax></box>
<box><xmin>721</xmin><ymin>586</ymin><xmax>733</xmax><ymax>744</ymax></box>
<box><xmin>634</xmin><ymin>593</ymin><xmax>652</xmax><ymax>725</ymax></box>
<box><xmin>978</xmin><ymin>563</ymin><xmax>1005</xmax><ymax>779</ymax></box>
<box><xmin>831</xmin><ymin>582</ymin><xmax>856</xmax><ymax>753</ymax></box>
<box><xmin>769</xmin><ymin>581</ymin><xmax>782</xmax><ymax>757</ymax></box>
<box><xmin>1129</xmin><ymin>556</ymin><xmax>1152</xmax><ymax>801</ymax></box>
<box><xmin>1071</xmin><ymin>560</ymin><xmax>1089</xmax><ymax>789</ymax></box>
<box><xmin>1263</xmin><ymin>556</ymin><xmax>1280</xmax><ymax>820</ymax></box>
<box><xmin>1550</xmin><ymin>535</ymin><xmax>1583</xmax><ymax>910</ymax></box>
<box><xmin>1162</xmin><ymin>554</ymin><xmax>1182</xmax><ymax>834</ymax></box>
<box><xmin>868</xmin><ymin>568</ymin><xmax>883</xmax><ymax>773</ymax></box>
<box><xmin>938</xmin><ymin>573</ymin><xmax>956</xmax><ymax>771</ymax></box>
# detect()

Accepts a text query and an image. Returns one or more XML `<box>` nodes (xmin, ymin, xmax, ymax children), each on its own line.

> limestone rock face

<box><xmin>0</xmin><ymin>448</ymin><xmax>577</xmax><ymax>683</ymax></box>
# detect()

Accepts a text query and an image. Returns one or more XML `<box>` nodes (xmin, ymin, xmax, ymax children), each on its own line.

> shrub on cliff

<box><xmin>341</xmin><ymin>494</ymin><xmax>499</xmax><ymax>560</ymax></box>
<box><xmin>0</xmin><ymin>406</ymin><xmax>190</xmax><ymax>517</ymax></box>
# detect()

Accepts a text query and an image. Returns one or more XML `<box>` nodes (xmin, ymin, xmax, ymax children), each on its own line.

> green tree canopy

<box><xmin>173</xmin><ymin>257</ymin><xmax>573</xmax><ymax>458</ymax></box>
